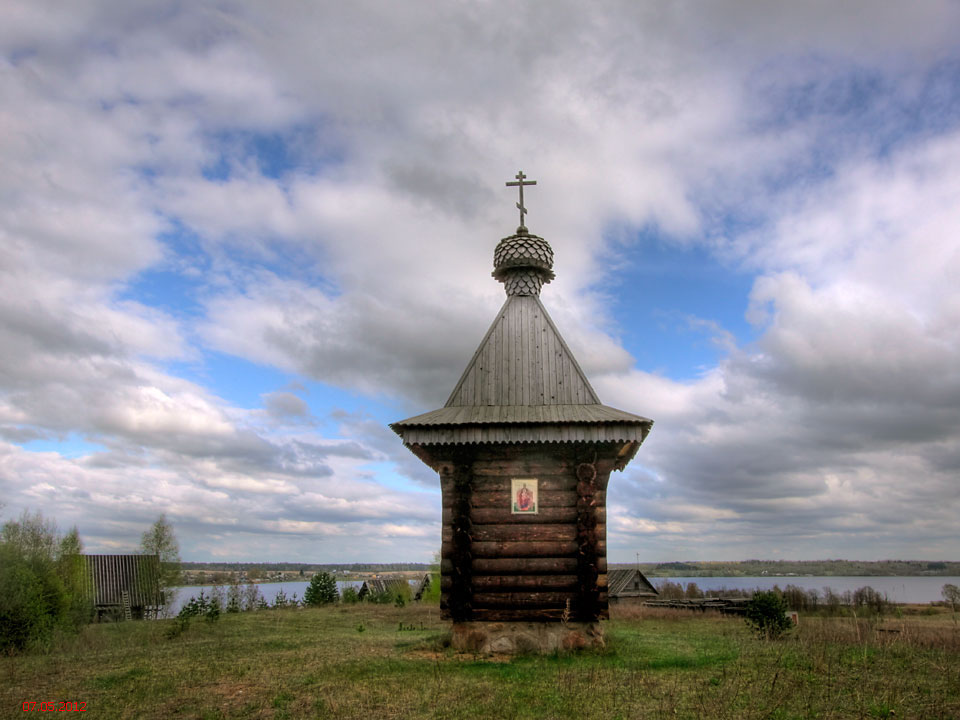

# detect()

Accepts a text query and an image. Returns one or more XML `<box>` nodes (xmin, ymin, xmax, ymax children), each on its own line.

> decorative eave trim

<box><xmin>391</xmin><ymin>421</ymin><xmax>651</xmax><ymax>448</ymax></box>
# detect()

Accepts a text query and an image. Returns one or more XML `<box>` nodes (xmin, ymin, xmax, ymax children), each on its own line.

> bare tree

<box><xmin>943</xmin><ymin>583</ymin><xmax>960</xmax><ymax>612</ymax></box>
<box><xmin>139</xmin><ymin>514</ymin><xmax>182</xmax><ymax>614</ymax></box>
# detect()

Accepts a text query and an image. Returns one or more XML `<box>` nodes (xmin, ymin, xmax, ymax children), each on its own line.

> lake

<box><xmin>169</xmin><ymin>575</ymin><xmax>960</xmax><ymax>613</ymax></box>
<box><xmin>169</xmin><ymin>580</ymin><xmax>362</xmax><ymax>614</ymax></box>
<box><xmin>651</xmin><ymin>576</ymin><xmax>960</xmax><ymax>604</ymax></box>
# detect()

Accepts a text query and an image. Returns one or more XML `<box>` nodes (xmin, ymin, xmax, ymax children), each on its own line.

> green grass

<box><xmin>3</xmin><ymin>604</ymin><xmax>959</xmax><ymax>719</ymax></box>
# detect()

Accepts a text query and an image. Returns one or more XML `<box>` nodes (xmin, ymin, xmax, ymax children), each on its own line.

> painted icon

<box><xmin>511</xmin><ymin>478</ymin><xmax>538</xmax><ymax>514</ymax></box>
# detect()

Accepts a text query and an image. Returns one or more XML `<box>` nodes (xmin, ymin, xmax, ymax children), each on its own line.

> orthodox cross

<box><xmin>506</xmin><ymin>170</ymin><xmax>537</xmax><ymax>228</ymax></box>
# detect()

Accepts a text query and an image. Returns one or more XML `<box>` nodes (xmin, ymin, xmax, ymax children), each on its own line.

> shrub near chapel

<box><xmin>745</xmin><ymin>590</ymin><xmax>792</xmax><ymax>639</ymax></box>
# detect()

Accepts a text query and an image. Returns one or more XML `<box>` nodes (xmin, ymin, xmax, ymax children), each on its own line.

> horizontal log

<box><xmin>449</xmin><ymin>476</ymin><xmax>577</xmax><ymax>492</ymax></box>
<box><xmin>442</xmin><ymin>557</ymin><xmax>577</xmax><ymax>575</ymax></box>
<box><xmin>440</xmin><ymin>541</ymin><xmax>607</xmax><ymax>575</ymax></box>
<box><xmin>442</xmin><ymin>506</ymin><xmax>604</xmax><ymax>525</ymax></box>
<box><xmin>442</xmin><ymin>476</ymin><xmax>573</xmax><ymax>494</ymax></box>
<box><xmin>442</xmin><ymin>575</ymin><xmax>579</xmax><ymax>592</ymax></box>
<box><xmin>469</xmin><ymin>557</ymin><xmax>607</xmax><ymax>575</ymax></box>
<box><xmin>467</xmin><ymin>608</ymin><xmax>568</xmax><ymax>622</ymax></box>
<box><xmin>473</xmin><ymin>592</ymin><xmax>578</xmax><ymax>608</ymax></box>
<box><xmin>462</xmin><ymin>490</ymin><xmax>582</xmax><ymax>509</ymax></box>
<box><xmin>444</xmin><ymin>540</ymin><xmax>578</xmax><ymax>558</ymax></box>
<box><xmin>465</xmin><ymin>607</ymin><xmax>611</xmax><ymax>622</ymax></box>
<box><xmin>442</xmin><ymin>524</ymin><xmax>583</xmax><ymax>544</ymax></box>
<box><xmin>465</xmin><ymin>448</ymin><xmax>573</xmax><ymax>463</ymax></box>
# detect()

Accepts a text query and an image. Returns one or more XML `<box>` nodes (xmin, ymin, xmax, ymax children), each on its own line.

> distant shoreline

<box><xmin>178</xmin><ymin>560</ymin><xmax>960</xmax><ymax>579</ymax></box>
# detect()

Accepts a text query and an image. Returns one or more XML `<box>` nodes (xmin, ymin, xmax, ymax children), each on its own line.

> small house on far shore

<box><xmin>80</xmin><ymin>554</ymin><xmax>164</xmax><ymax>620</ymax></box>
<box><xmin>607</xmin><ymin>568</ymin><xmax>659</xmax><ymax>604</ymax></box>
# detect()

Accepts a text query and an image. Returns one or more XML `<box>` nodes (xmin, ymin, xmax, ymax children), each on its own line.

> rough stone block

<box><xmin>451</xmin><ymin>621</ymin><xmax>605</xmax><ymax>655</ymax></box>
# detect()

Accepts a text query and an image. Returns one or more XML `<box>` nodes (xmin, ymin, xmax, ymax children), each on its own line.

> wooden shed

<box><xmin>357</xmin><ymin>575</ymin><xmax>411</xmax><ymax>601</ymax></box>
<box><xmin>607</xmin><ymin>568</ymin><xmax>659</xmax><ymax>603</ymax></box>
<box><xmin>80</xmin><ymin>554</ymin><xmax>163</xmax><ymax>620</ymax></box>
<box><xmin>391</xmin><ymin>175</ymin><xmax>653</xmax><ymax>650</ymax></box>
<box><xmin>412</xmin><ymin>573</ymin><xmax>432</xmax><ymax>601</ymax></box>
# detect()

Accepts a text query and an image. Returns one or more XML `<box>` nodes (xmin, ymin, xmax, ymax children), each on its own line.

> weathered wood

<box><xmin>467</xmin><ymin>590</ymin><xmax>608</xmax><ymax>607</ymax></box>
<box><xmin>442</xmin><ymin>556</ymin><xmax>607</xmax><ymax>575</ymax></box>
<box><xmin>474</xmin><ymin>557</ymin><xmax>605</xmax><ymax>575</ymax></box>
<box><xmin>442</xmin><ymin>524</ymin><xmax>583</xmax><ymax>543</ymax></box>
<box><xmin>468</xmin><ymin>608</ymin><xmax>568</xmax><ymax>622</ymax></box>
<box><xmin>421</xmin><ymin>444</ymin><xmax>617</xmax><ymax>621</ymax></box>
<box><xmin>575</xmin><ymin>465</ymin><xmax>603</xmax><ymax>622</ymax></box>
<box><xmin>80</xmin><ymin>554</ymin><xmax>163</xmax><ymax>617</ymax></box>
<box><xmin>442</xmin><ymin>506</ymin><xmax>599</xmax><ymax>525</ymax></box>
<box><xmin>442</xmin><ymin>540</ymin><xmax>606</xmax><ymax>558</ymax></box>
<box><xmin>470</xmin><ymin>461</ymin><xmax>576</xmax><ymax>477</ymax></box>
<box><xmin>462</xmin><ymin>489</ymin><xmax>582</xmax><ymax>509</ymax></box>
<box><xmin>452</xmin><ymin>474</ymin><xmax>575</xmax><ymax>490</ymax></box>
<box><xmin>446</xmin><ymin>540</ymin><xmax>579</xmax><ymax>558</ymax></box>
<box><xmin>442</xmin><ymin>575</ymin><xmax>578</xmax><ymax>592</ymax></box>
<box><xmin>473</xmin><ymin>591</ymin><xmax>578</xmax><ymax>608</ymax></box>
<box><xmin>447</xmin><ymin>457</ymin><xmax>474</xmax><ymax>622</ymax></box>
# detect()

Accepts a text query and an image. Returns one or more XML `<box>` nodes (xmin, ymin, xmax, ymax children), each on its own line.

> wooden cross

<box><xmin>505</xmin><ymin>170</ymin><xmax>537</xmax><ymax>228</ymax></box>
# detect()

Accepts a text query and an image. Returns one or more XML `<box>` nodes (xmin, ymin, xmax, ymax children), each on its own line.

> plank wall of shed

<box><xmin>439</xmin><ymin>446</ymin><xmax>610</xmax><ymax>622</ymax></box>
<box><xmin>79</xmin><ymin>554</ymin><xmax>162</xmax><ymax>610</ymax></box>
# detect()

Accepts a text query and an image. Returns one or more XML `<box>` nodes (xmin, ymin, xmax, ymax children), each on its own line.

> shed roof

<box><xmin>358</xmin><ymin>576</ymin><xmax>412</xmax><ymax>599</ymax></box>
<box><xmin>607</xmin><ymin>568</ymin><xmax>659</xmax><ymax>598</ymax></box>
<box><xmin>79</xmin><ymin>554</ymin><xmax>163</xmax><ymax>609</ymax></box>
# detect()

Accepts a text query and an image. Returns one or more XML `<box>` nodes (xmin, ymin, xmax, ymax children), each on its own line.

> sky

<box><xmin>2</xmin><ymin>1</ymin><xmax>959</xmax><ymax>563</ymax></box>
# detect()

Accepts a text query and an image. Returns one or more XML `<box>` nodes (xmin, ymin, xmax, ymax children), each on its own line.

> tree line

<box><xmin>625</xmin><ymin>559</ymin><xmax>960</xmax><ymax>577</ymax></box>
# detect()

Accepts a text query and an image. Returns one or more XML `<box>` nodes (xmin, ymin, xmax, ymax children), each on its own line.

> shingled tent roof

<box><xmin>391</xmin><ymin>225</ymin><xmax>652</xmax><ymax>462</ymax></box>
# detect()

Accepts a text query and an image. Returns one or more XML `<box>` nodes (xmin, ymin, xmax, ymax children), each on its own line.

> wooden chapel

<box><xmin>391</xmin><ymin>172</ymin><xmax>653</xmax><ymax>651</ymax></box>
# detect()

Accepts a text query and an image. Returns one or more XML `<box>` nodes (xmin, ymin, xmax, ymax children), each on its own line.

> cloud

<box><xmin>2</xmin><ymin>0</ymin><xmax>960</xmax><ymax>561</ymax></box>
<box><xmin>262</xmin><ymin>391</ymin><xmax>310</xmax><ymax>421</ymax></box>
<box><xmin>598</xmin><ymin>130</ymin><xmax>960</xmax><ymax>560</ymax></box>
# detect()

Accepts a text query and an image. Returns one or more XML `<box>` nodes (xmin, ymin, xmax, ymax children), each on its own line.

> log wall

<box><xmin>437</xmin><ymin>444</ymin><xmax>618</xmax><ymax>623</ymax></box>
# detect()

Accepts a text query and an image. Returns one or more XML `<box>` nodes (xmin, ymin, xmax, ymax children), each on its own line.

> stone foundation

<box><xmin>451</xmin><ymin>621</ymin><xmax>605</xmax><ymax>654</ymax></box>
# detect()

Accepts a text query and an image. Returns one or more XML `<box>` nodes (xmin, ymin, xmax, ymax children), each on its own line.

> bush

<box><xmin>241</xmin><ymin>581</ymin><xmax>262</xmax><ymax>611</ymax></box>
<box><xmin>657</xmin><ymin>581</ymin><xmax>685</xmax><ymax>600</ymax></box>
<box><xmin>341</xmin><ymin>586</ymin><xmax>359</xmax><ymax>604</ymax></box>
<box><xmin>943</xmin><ymin>583</ymin><xmax>960</xmax><ymax>611</ymax></box>
<box><xmin>0</xmin><ymin>512</ymin><xmax>87</xmax><ymax>653</ymax></box>
<box><xmin>0</xmin><ymin>553</ymin><xmax>63</xmax><ymax>652</ymax></box>
<box><xmin>366</xmin><ymin>589</ymin><xmax>394</xmax><ymax>605</ymax></box>
<box><xmin>178</xmin><ymin>591</ymin><xmax>211</xmax><ymax>619</ymax></box>
<box><xmin>304</xmin><ymin>572</ymin><xmax>338</xmax><ymax>606</ymax></box>
<box><xmin>421</xmin><ymin>574</ymin><xmax>441</xmax><ymax>605</ymax></box>
<box><xmin>273</xmin><ymin>589</ymin><xmax>287</xmax><ymax>609</ymax></box>
<box><xmin>852</xmin><ymin>586</ymin><xmax>892</xmax><ymax>616</ymax></box>
<box><xmin>745</xmin><ymin>590</ymin><xmax>792</xmax><ymax>639</ymax></box>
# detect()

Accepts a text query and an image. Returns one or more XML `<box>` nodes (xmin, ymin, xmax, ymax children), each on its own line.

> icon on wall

<box><xmin>511</xmin><ymin>478</ymin><xmax>538</xmax><ymax>514</ymax></box>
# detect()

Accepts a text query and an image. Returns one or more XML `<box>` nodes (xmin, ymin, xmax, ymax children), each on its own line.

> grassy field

<box><xmin>3</xmin><ymin>603</ymin><xmax>958</xmax><ymax>720</ymax></box>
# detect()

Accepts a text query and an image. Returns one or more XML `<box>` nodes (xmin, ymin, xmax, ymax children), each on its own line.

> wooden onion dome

<box><xmin>492</xmin><ymin>226</ymin><xmax>555</xmax><ymax>297</ymax></box>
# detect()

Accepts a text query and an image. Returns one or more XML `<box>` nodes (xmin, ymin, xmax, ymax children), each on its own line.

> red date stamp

<box><xmin>22</xmin><ymin>701</ymin><xmax>86</xmax><ymax>712</ymax></box>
